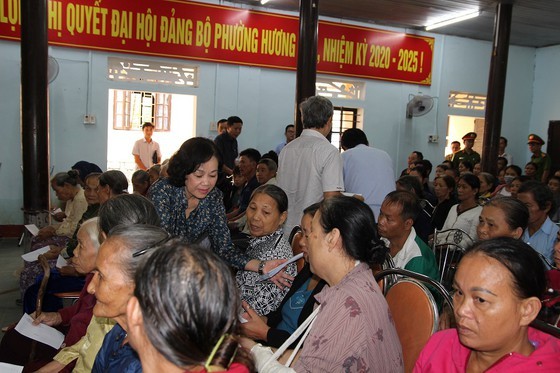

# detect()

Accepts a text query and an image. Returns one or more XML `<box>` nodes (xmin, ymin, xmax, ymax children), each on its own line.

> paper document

<box><xmin>0</xmin><ymin>363</ymin><xmax>23</xmax><ymax>373</ymax></box>
<box><xmin>56</xmin><ymin>255</ymin><xmax>67</xmax><ymax>268</ymax></box>
<box><xmin>24</xmin><ymin>224</ymin><xmax>39</xmax><ymax>236</ymax></box>
<box><xmin>258</xmin><ymin>253</ymin><xmax>304</xmax><ymax>281</ymax></box>
<box><xmin>14</xmin><ymin>314</ymin><xmax>65</xmax><ymax>349</ymax></box>
<box><xmin>21</xmin><ymin>246</ymin><xmax>50</xmax><ymax>262</ymax></box>
<box><xmin>50</xmin><ymin>208</ymin><xmax>63</xmax><ymax>215</ymax></box>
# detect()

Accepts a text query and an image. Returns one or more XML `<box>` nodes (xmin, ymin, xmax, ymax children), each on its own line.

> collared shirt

<box><xmin>498</xmin><ymin>152</ymin><xmax>513</xmax><ymax>165</ymax></box>
<box><xmin>92</xmin><ymin>323</ymin><xmax>141</xmax><ymax>373</ymax></box>
<box><xmin>277</xmin><ymin>129</ymin><xmax>344</xmax><ymax>235</ymax></box>
<box><xmin>214</xmin><ymin>132</ymin><xmax>238</xmax><ymax>170</ymax></box>
<box><xmin>522</xmin><ymin>217</ymin><xmax>559</xmax><ymax>263</ymax></box>
<box><xmin>275</xmin><ymin>141</ymin><xmax>287</xmax><ymax>154</ymax></box>
<box><xmin>132</xmin><ymin>137</ymin><xmax>161</xmax><ymax>170</ymax></box>
<box><xmin>384</xmin><ymin>227</ymin><xmax>440</xmax><ymax>281</ymax></box>
<box><xmin>148</xmin><ymin>179</ymin><xmax>250</xmax><ymax>269</ymax></box>
<box><xmin>54</xmin><ymin>316</ymin><xmax>115</xmax><ymax>372</ymax></box>
<box><xmin>342</xmin><ymin>144</ymin><xmax>395</xmax><ymax>219</ymax></box>
<box><xmin>452</xmin><ymin>149</ymin><xmax>481</xmax><ymax>169</ymax></box>
<box><xmin>531</xmin><ymin>151</ymin><xmax>551</xmax><ymax>182</ymax></box>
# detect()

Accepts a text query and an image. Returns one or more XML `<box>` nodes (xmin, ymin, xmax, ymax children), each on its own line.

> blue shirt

<box><xmin>522</xmin><ymin>217</ymin><xmax>559</xmax><ymax>263</ymax></box>
<box><xmin>148</xmin><ymin>179</ymin><xmax>250</xmax><ymax>269</ymax></box>
<box><xmin>92</xmin><ymin>323</ymin><xmax>141</xmax><ymax>373</ymax></box>
<box><xmin>276</xmin><ymin>277</ymin><xmax>313</xmax><ymax>334</ymax></box>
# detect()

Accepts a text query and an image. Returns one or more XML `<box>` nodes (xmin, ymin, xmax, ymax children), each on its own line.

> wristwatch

<box><xmin>258</xmin><ymin>260</ymin><xmax>266</xmax><ymax>276</ymax></box>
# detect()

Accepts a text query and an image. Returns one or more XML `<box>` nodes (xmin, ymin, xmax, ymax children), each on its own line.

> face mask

<box><xmin>504</xmin><ymin>175</ymin><xmax>515</xmax><ymax>184</ymax></box>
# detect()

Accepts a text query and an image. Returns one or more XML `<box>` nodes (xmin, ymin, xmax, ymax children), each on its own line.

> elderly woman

<box><xmin>126</xmin><ymin>240</ymin><xmax>254</xmax><ymax>372</ymax></box>
<box><xmin>87</xmin><ymin>225</ymin><xmax>169</xmax><ymax>372</ymax></box>
<box><xmin>441</xmin><ymin>173</ymin><xmax>482</xmax><ymax>241</ymax></box>
<box><xmin>96</xmin><ymin>170</ymin><xmax>129</xmax><ymax>203</ymax></box>
<box><xmin>0</xmin><ymin>218</ymin><xmax>100</xmax><ymax>369</ymax></box>
<box><xmin>236</xmin><ymin>185</ymin><xmax>297</xmax><ymax>316</ymax></box>
<box><xmin>477</xmin><ymin>197</ymin><xmax>529</xmax><ymax>241</ymax></box>
<box><xmin>241</xmin><ymin>203</ymin><xmax>326</xmax><ymax>348</ymax></box>
<box><xmin>36</xmin><ymin>194</ymin><xmax>161</xmax><ymax>373</ymax></box>
<box><xmin>34</xmin><ymin>170</ymin><xmax>88</xmax><ymax>245</ymax></box>
<box><xmin>21</xmin><ymin>173</ymin><xmax>103</xmax><ymax>313</ymax></box>
<box><xmin>149</xmin><ymin>137</ymin><xmax>291</xmax><ymax>285</ymax></box>
<box><xmin>415</xmin><ymin>238</ymin><xmax>560</xmax><ymax>371</ymax></box>
<box><xmin>244</xmin><ymin>196</ymin><xmax>403</xmax><ymax>372</ymax></box>
<box><xmin>477</xmin><ymin>172</ymin><xmax>496</xmax><ymax>205</ymax></box>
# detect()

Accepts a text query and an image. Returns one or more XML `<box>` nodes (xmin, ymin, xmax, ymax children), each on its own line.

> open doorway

<box><xmin>107</xmin><ymin>89</ymin><xmax>197</xmax><ymax>186</ymax></box>
<box><xmin>446</xmin><ymin>115</ymin><xmax>485</xmax><ymax>158</ymax></box>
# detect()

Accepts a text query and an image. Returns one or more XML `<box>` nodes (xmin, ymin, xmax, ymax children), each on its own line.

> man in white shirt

<box><xmin>341</xmin><ymin>128</ymin><xmax>395</xmax><ymax>219</ymax></box>
<box><xmin>277</xmin><ymin>96</ymin><xmax>344</xmax><ymax>235</ymax></box>
<box><xmin>132</xmin><ymin>122</ymin><xmax>161</xmax><ymax>170</ymax></box>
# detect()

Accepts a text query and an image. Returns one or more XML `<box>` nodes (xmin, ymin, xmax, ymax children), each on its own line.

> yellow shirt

<box><xmin>53</xmin><ymin>316</ymin><xmax>115</xmax><ymax>372</ymax></box>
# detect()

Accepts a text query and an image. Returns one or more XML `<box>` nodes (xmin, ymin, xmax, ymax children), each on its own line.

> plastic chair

<box><xmin>288</xmin><ymin>225</ymin><xmax>305</xmax><ymax>272</ymax></box>
<box><xmin>375</xmin><ymin>268</ymin><xmax>453</xmax><ymax>373</ymax></box>
<box><xmin>432</xmin><ymin>228</ymin><xmax>473</xmax><ymax>290</ymax></box>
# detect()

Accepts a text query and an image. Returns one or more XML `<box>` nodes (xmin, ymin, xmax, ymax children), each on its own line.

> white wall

<box><xmin>0</xmin><ymin>5</ymin><xmax>543</xmax><ymax>224</ymax></box>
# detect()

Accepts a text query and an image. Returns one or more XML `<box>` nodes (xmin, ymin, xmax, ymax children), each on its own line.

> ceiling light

<box><xmin>261</xmin><ymin>0</ymin><xmax>271</xmax><ymax>4</ymax></box>
<box><xmin>425</xmin><ymin>10</ymin><xmax>480</xmax><ymax>31</ymax></box>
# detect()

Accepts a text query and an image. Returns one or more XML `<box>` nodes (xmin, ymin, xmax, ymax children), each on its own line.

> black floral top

<box><xmin>236</xmin><ymin>228</ymin><xmax>297</xmax><ymax>316</ymax></box>
<box><xmin>148</xmin><ymin>178</ymin><xmax>249</xmax><ymax>269</ymax></box>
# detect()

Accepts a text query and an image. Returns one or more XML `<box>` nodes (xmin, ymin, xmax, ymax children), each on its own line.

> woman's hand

<box><xmin>59</xmin><ymin>265</ymin><xmax>79</xmax><ymax>277</ymax></box>
<box><xmin>30</xmin><ymin>311</ymin><xmax>62</xmax><ymax>327</ymax></box>
<box><xmin>52</xmin><ymin>212</ymin><xmax>66</xmax><ymax>222</ymax></box>
<box><xmin>239</xmin><ymin>336</ymin><xmax>257</xmax><ymax>351</ymax></box>
<box><xmin>265</xmin><ymin>259</ymin><xmax>294</xmax><ymax>290</ymax></box>
<box><xmin>37</xmin><ymin>226</ymin><xmax>56</xmax><ymax>239</ymax></box>
<box><xmin>240</xmin><ymin>301</ymin><xmax>270</xmax><ymax>341</ymax></box>
<box><xmin>43</xmin><ymin>245</ymin><xmax>63</xmax><ymax>260</ymax></box>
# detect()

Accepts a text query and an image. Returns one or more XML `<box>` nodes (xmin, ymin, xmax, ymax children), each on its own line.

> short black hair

<box><xmin>285</xmin><ymin>124</ymin><xmax>294</xmax><ymax>133</ymax></box>
<box><xmin>518</xmin><ymin>180</ymin><xmax>555</xmax><ymax>212</ymax></box>
<box><xmin>227</xmin><ymin>116</ymin><xmax>243</xmax><ymax>126</ymax></box>
<box><xmin>383</xmin><ymin>190</ymin><xmax>421</xmax><ymax>223</ymax></box>
<box><xmin>239</xmin><ymin>148</ymin><xmax>261</xmax><ymax>163</ymax></box>
<box><xmin>341</xmin><ymin>128</ymin><xmax>369</xmax><ymax>149</ymax></box>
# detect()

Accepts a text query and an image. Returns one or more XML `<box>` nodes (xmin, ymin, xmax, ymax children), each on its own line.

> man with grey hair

<box><xmin>277</xmin><ymin>96</ymin><xmax>344</xmax><ymax>235</ymax></box>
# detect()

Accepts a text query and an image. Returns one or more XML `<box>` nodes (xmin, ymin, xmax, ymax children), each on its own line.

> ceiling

<box><xmin>228</xmin><ymin>0</ymin><xmax>560</xmax><ymax>48</ymax></box>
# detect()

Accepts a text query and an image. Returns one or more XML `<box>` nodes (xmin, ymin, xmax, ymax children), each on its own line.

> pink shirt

<box><xmin>414</xmin><ymin>328</ymin><xmax>560</xmax><ymax>372</ymax></box>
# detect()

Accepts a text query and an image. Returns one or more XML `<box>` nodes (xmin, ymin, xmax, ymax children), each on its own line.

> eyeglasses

<box><xmin>132</xmin><ymin>234</ymin><xmax>172</xmax><ymax>258</ymax></box>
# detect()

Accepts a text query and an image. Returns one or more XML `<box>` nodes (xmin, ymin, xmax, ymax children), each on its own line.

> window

<box><xmin>448</xmin><ymin>91</ymin><xmax>486</xmax><ymax>110</ymax></box>
<box><xmin>330</xmin><ymin>107</ymin><xmax>359</xmax><ymax>151</ymax></box>
<box><xmin>316</xmin><ymin>76</ymin><xmax>365</xmax><ymax>100</ymax></box>
<box><xmin>108</xmin><ymin>57</ymin><xmax>198</xmax><ymax>87</ymax></box>
<box><xmin>112</xmin><ymin>90</ymin><xmax>172</xmax><ymax>131</ymax></box>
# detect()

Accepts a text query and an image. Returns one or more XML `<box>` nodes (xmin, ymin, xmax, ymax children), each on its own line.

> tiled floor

<box><xmin>0</xmin><ymin>237</ymin><xmax>25</xmax><ymax>342</ymax></box>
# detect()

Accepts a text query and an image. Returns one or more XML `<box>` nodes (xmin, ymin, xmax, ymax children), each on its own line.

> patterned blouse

<box><xmin>236</xmin><ymin>229</ymin><xmax>297</xmax><ymax>316</ymax></box>
<box><xmin>293</xmin><ymin>263</ymin><xmax>403</xmax><ymax>372</ymax></box>
<box><xmin>148</xmin><ymin>179</ymin><xmax>250</xmax><ymax>269</ymax></box>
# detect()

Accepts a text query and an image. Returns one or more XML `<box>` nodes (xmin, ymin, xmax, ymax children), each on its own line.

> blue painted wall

<box><xmin>0</xmin><ymin>4</ymin><xmax>547</xmax><ymax>224</ymax></box>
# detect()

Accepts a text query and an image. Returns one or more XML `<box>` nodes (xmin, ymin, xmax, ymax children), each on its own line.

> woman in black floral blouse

<box><xmin>148</xmin><ymin>137</ymin><xmax>292</xmax><ymax>286</ymax></box>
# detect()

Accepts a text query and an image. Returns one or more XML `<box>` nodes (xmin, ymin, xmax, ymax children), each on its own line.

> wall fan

<box><xmin>48</xmin><ymin>56</ymin><xmax>59</xmax><ymax>84</ymax></box>
<box><xmin>406</xmin><ymin>94</ymin><xmax>434</xmax><ymax>118</ymax></box>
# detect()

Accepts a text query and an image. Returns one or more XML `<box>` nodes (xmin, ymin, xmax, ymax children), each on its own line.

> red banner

<box><xmin>0</xmin><ymin>0</ymin><xmax>433</xmax><ymax>85</ymax></box>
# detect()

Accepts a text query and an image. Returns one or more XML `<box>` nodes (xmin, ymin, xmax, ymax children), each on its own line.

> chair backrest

<box><xmin>375</xmin><ymin>268</ymin><xmax>454</xmax><ymax>373</ymax></box>
<box><xmin>432</xmin><ymin>228</ymin><xmax>473</xmax><ymax>290</ymax></box>
<box><xmin>385</xmin><ymin>278</ymin><xmax>438</xmax><ymax>373</ymax></box>
<box><xmin>289</xmin><ymin>225</ymin><xmax>305</xmax><ymax>272</ymax></box>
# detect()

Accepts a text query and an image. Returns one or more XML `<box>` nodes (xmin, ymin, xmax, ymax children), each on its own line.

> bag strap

<box><xmin>266</xmin><ymin>305</ymin><xmax>321</xmax><ymax>367</ymax></box>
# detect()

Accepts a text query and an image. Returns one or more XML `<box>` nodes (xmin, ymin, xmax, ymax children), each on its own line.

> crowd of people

<box><xmin>2</xmin><ymin>95</ymin><xmax>560</xmax><ymax>372</ymax></box>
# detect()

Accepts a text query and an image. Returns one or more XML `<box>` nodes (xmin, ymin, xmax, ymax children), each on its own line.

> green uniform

<box><xmin>452</xmin><ymin>149</ymin><xmax>480</xmax><ymax>169</ymax></box>
<box><xmin>531</xmin><ymin>151</ymin><xmax>551</xmax><ymax>182</ymax></box>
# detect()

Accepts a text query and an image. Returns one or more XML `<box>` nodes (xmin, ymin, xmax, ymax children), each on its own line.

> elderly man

<box><xmin>277</xmin><ymin>96</ymin><xmax>344</xmax><ymax>235</ymax></box>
